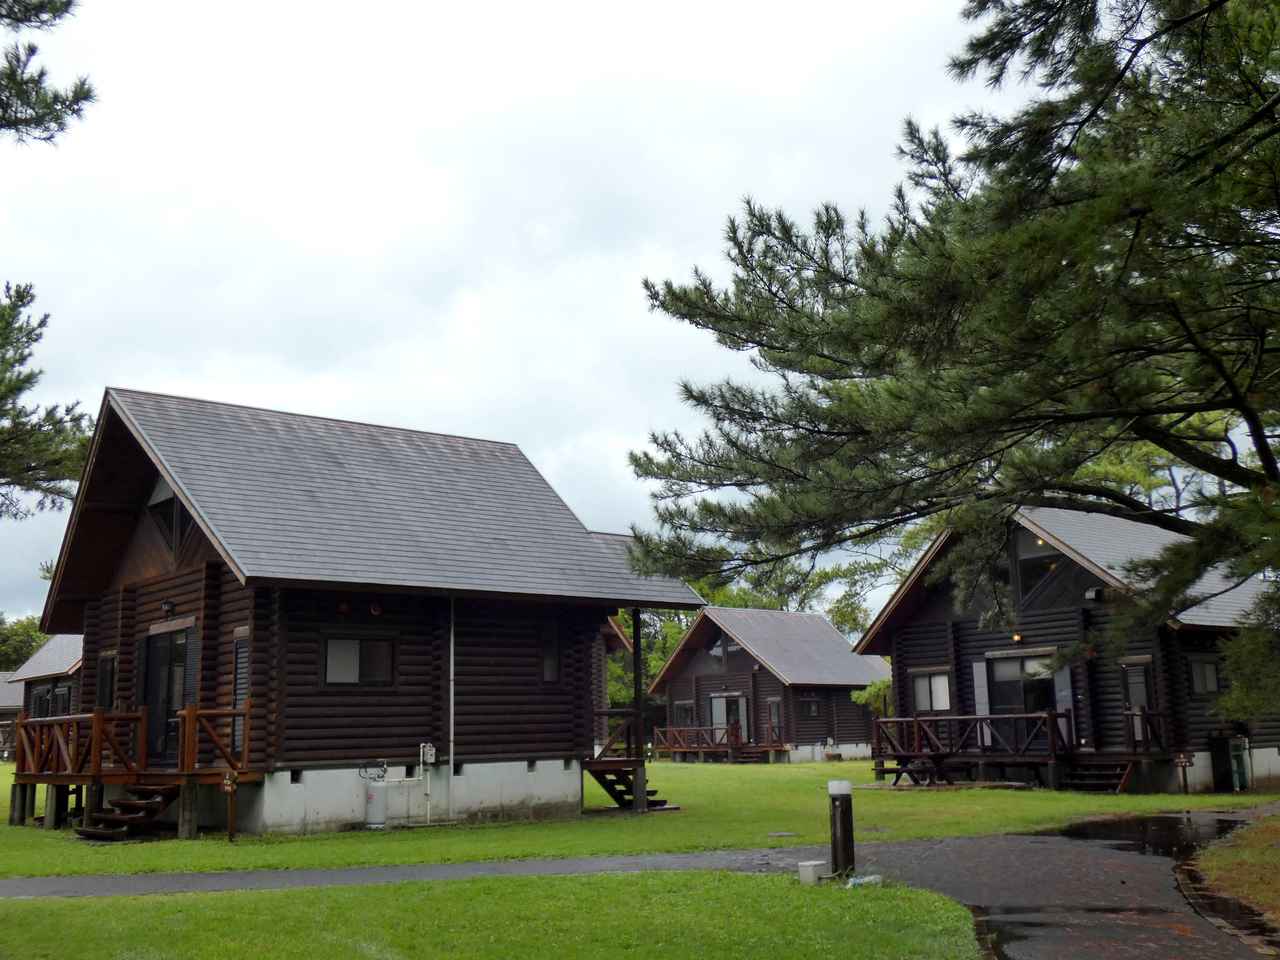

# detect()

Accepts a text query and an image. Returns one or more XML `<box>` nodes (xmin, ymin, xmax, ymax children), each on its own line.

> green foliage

<box><xmin>0</xmin><ymin>284</ymin><xmax>91</xmax><ymax>517</ymax></box>
<box><xmin>0</xmin><ymin>612</ymin><xmax>46</xmax><ymax>670</ymax></box>
<box><xmin>852</xmin><ymin>678</ymin><xmax>893</xmax><ymax>719</ymax></box>
<box><xmin>0</xmin><ymin>2</ymin><xmax>93</xmax><ymax>142</ymax></box>
<box><xmin>0</xmin><ymin>4</ymin><xmax>93</xmax><ymax>519</ymax></box>
<box><xmin>635</xmin><ymin>0</ymin><xmax>1280</xmax><ymax>709</ymax></box>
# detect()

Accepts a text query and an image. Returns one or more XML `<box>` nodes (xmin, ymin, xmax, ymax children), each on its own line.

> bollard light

<box><xmin>828</xmin><ymin>779</ymin><xmax>855</xmax><ymax>877</ymax></box>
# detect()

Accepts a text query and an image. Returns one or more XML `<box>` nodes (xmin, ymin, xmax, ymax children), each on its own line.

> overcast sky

<box><xmin>1</xmin><ymin>2</ymin><xmax>1011</xmax><ymax>620</ymax></box>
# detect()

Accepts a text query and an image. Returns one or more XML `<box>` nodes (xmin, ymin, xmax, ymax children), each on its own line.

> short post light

<box><xmin>828</xmin><ymin>779</ymin><xmax>854</xmax><ymax>877</ymax></box>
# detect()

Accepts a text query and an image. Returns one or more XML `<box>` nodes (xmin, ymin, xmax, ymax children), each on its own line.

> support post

<box><xmin>177</xmin><ymin>782</ymin><xmax>199</xmax><ymax>840</ymax></box>
<box><xmin>23</xmin><ymin>784</ymin><xmax>36</xmax><ymax>824</ymax></box>
<box><xmin>829</xmin><ymin>779</ymin><xmax>854</xmax><ymax>877</ymax></box>
<box><xmin>8</xmin><ymin>783</ymin><xmax>22</xmax><ymax>825</ymax></box>
<box><xmin>631</xmin><ymin>606</ymin><xmax>647</xmax><ymax>813</ymax></box>
<box><xmin>85</xmin><ymin>783</ymin><xmax>103</xmax><ymax>822</ymax></box>
<box><xmin>44</xmin><ymin>785</ymin><xmax>68</xmax><ymax>830</ymax></box>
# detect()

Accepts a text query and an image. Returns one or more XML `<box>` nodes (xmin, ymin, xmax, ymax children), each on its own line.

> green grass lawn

<box><xmin>1196</xmin><ymin>815</ymin><xmax>1280</xmax><ymax>924</ymax></box>
<box><xmin>1</xmin><ymin>760</ymin><xmax>1275</xmax><ymax>878</ymax></box>
<box><xmin>0</xmin><ymin>871</ymin><xmax>981</xmax><ymax>960</ymax></box>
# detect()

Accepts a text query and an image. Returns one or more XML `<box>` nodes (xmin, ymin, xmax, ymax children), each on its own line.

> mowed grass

<box><xmin>0</xmin><ymin>871</ymin><xmax>982</xmax><ymax>960</ymax></box>
<box><xmin>0</xmin><ymin>761</ymin><xmax>1275</xmax><ymax>878</ymax></box>
<box><xmin>1197</xmin><ymin>815</ymin><xmax>1280</xmax><ymax>924</ymax></box>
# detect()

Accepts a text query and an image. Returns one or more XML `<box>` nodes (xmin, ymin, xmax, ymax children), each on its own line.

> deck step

<box><xmin>92</xmin><ymin>810</ymin><xmax>154</xmax><ymax>826</ymax></box>
<box><xmin>110</xmin><ymin>797</ymin><xmax>166</xmax><ymax>814</ymax></box>
<box><xmin>123</xmin><ymin>784</ymin><xmax>180</xmax><ymax>800</ymax></box>
<box><xmin>76</xmin><ymin>784</ymin><xmax>181</xmax><ymax>842</ymax></box>
<box><xmin>74</xmin><ymin>824</ymin><xmax>129</xmax><ymax>842</ymax></box>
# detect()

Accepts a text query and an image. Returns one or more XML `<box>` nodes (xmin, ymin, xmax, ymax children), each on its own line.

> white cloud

<box><xmin>1</xmin><ymin>1</ymin><xmax>1018</xmax><ymax>618</ymax></box>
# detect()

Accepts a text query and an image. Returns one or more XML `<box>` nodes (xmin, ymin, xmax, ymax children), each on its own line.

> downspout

<box><xmin>448</xmin><ymin>595</ymin><xmax>456</xmax><ymax>820</ymax></box>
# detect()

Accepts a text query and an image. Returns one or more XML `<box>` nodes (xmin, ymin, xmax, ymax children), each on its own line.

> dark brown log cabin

<box><xmin>856</xmin><ymin>507</ymin><xmax>1280</xmax><ymax>793</ymax></box>
<box><xmin>14</xmin><ymin>388</ymin><xmax>700</xmax><ymax>838</ymax></box>
<box><xmin>649</xmin><ymin>607</ymin><xmax>889</xmax><ymax>763</ymax></box>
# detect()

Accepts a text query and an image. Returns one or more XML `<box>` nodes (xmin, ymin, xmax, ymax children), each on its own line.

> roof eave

<box><xmin>855</xmin><ymin>530</ymin><xmax>952</xmax><ymax>655</ymax></box>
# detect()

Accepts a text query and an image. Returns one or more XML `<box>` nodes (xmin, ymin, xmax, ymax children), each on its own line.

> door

<box><xmin>1122</xmin><ymin>663</ymin><xmax>1152</xmax><ymax>747</ymax></box>
<box><xmin>767</xmin><ymin>699</ymin><xmax>783</xmax><ymax>744</ymax></box>
<box><xmin>709</xmin><ymin>695</ymin><xmax>748</xmax><ymax>744</ymax></box>
<box><xmin>145</xmin><ymin>630</ymin><xmax>188</xmax><ymax>764</ymax></box>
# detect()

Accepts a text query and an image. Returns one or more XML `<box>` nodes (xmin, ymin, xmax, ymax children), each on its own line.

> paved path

<box><xmin>2</xmin><ymin>809</ymin><xmax>1276</xmax><ymax>959</ymax></box>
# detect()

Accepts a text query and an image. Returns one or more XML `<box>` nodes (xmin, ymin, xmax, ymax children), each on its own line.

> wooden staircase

<box><xmin>1063</xmin><ymin>757</ymin><xmax>1133</xmax><ymax>794</ymax></box>
<box><xmin>583</xmin><ymin>757</ymin><xmax>667</xmax><ymax>809</ymax></box>
<box><xmin>75</xmin><ymin>784</ymin><xmax>181</xmax><ymax>841</ymax></box>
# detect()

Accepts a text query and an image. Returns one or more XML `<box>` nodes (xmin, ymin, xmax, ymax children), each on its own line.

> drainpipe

<box><xmin>448</xmin><ymin>596</ymin><xmax>456</xmax><ymax>820</ymax></box>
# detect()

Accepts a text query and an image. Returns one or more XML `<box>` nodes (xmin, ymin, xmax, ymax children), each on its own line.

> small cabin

<box><xmin>7</xmin><ymin>634</ymin><xmax>83</xmax><ymax>721</ymax></box>
<box><xmin>12</xmin><ymin>388</ymin><xmax>700</xmax><ymax>839</ymax></box>
<box><xmin>649</xmin><ymin>607</ymin><xmax>889</xmax><ymax>762</ymax></box>
<box><xmin>856</xmin><ymin>507</ymin><xmax>1280</xmax><ymax>793</ymax></box>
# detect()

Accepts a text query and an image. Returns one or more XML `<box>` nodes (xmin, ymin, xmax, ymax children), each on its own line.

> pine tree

<box><xmin>0</xmin><ymin>2</ymin><xmax>94</xmax><ymax>519</ymax></box>
<box><xmin>635</xmin><ymin>0</ymin><xmax>1280</xmax><ymax>713</ymax></box>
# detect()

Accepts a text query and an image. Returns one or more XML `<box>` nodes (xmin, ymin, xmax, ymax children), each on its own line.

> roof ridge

<box><xmin>107</xmin><ymin>387</ymin><xmax>522</xmax><ymax>450</ymax></box>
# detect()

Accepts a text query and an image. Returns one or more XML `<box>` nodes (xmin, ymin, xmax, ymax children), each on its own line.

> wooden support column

<box><xmin>8</xmin><ymin>783</ymin><xmax>23</xmax><ymax>825</ymax></box>
<box><xmin>631</xmin><ymin>607</ymin><xmax>647</xmax><ymax>814</ymax></box>
<box><xmin>177</xmin><ymin>782</ymin><xmax>199</xmax><ymax>839</ymax></box>
<box><xmin>44</xmin><ymin>785</ymin><xmax>68</xmax><ymax>830</ymax></box>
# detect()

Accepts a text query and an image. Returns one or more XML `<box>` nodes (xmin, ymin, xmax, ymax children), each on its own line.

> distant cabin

<box><xmin>649</xmin><ymin>607</ymin><xmax>889</xmax><ymax>763</ymax></box>
<box><xmin>856</xmin><ymin>507</ymin><xmax>1280</xmax><ymax>793</ymax></box>
<box><xmin>7</xmin><ymin>634</ymin><xmax>83</xmax><ymax>719</ymax></box>
<box><xmin>16</xmin><ymin>388</ymin><xmax>699</xmax><ymax>838</ymax></box>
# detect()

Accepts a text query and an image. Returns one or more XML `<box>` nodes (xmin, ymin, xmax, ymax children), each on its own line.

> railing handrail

<box><xmin>873</xmin><ymin>711</ymin><xmax>1074</xmax><ymax>758</ymax></box>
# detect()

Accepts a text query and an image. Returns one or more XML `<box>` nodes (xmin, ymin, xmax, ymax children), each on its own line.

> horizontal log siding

<box><xmin>276</xmin><ymin>590</ymin><xmax>448</xmax><ymax>766</ymax></box>
<box><xmin>1083</xmin><ymin>606</ymin><xmax>1164</xmax><ymax>751</ymax></box>
<box><xmin>791</xmin><ymin>686</ymin><xmax>832</xmax><ymax>744</ymax></box>
<box><xmin>129</xmin><ymin>567</ymin><xmax>206</xmax><ymax>713</ymax></box>
<box><xmin>692</xmin><ymin>671</ymin><xmax>754</xmax><ymax>729</ymax></box>
<box><xmin>211</xmin><ymin>568</ymin><xmax>253</xmax><ymax>757</ymax></box>
<box><xmin>891</xmin><ymin>621</ymin><xmax>951</xmax><ymax>716</ymax></box>
<box><xmin>78</xmin><ymin>597</ymin><xmax>102</xmax><ymax>713</ymax></box>
<box><xmin>833</xmin><ymin>694</ymin><xmax>873</xmax><ymax>744</ymax></box>
<box><xmin>453</xmin><ymin>600</ymin><xmax>603</xmax><ymax>762</ymax></box>
<box><xmin>752</xmin><ymin>669</ymin><xmax>785</xmax><ymax>741</ymax></box>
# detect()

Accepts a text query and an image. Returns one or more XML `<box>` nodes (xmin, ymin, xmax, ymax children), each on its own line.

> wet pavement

<box><xmin>1</xmin><ymin>810</ymin><xmax>1276</xmax><ymax>958</ymax></box>
<box><xmin>851</xmin><ymin>812</ymin><xmax>1280</xmax><ymax>959</ymax></box>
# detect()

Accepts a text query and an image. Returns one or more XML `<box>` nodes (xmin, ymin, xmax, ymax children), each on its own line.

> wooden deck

<box><xmin>651</xmin><ymin>724</ymin><xmax>787</xmax><ymax>761</ymax></box>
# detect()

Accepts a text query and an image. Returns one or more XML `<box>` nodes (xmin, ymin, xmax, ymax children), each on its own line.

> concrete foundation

<box><xmin>788</xmin><ymin>742</ymin><xmax>873</xmax><ymax>763</ymax></box>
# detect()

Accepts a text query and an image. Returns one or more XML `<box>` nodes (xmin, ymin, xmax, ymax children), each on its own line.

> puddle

<box><xmin>973</xmin><ymin>814</ymin><xmax>1280</xmax><ymax>959</ymax></box>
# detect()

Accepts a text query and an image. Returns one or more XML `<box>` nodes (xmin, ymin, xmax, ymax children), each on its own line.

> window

<box><xmin>325</xmin><ymin>636</ymin><xmax>393</xmax><ymax>685</ymax></box>
<box><xmin>799</xmin><ymin>696</ymin><xmax>821</xmax><ymax>718</ymax></box>
<box><xmin>673</xmin><ymin>701</ymin><xmax>695</xmax><ymax>726</ymax></box>
<box><xmin>989</xmin><ymin>656</ymin><xmax>1054</xmax><ymax>714</ymax></box>
<box><xmin>1014</xmin><ymin>529</ymin><xmax>1061</xmax><ymax>600</ymax></box>
<box><xmin>541</xmin><ymin>624</ymin><xmax>560</xmax><ymax>683</ymax></box>
<box><xmin>1190</xmin><ymin>659</ymin><xmax>1221</xmax><ymax>695</ymax></box>
<box><xmin>147</xmin><ymin>478</ymin><xmax>195</xmax><ymax>556</ymax></box>
<box><xmin>912</xmin><ymin>672</ymin><xmax>951</xmax><ymax>712</ymax></box>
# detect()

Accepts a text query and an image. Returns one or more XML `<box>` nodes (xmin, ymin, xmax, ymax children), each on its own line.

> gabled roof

<box><xmin>650</xmin><ymin>606</ymin><xmax>890</xmax><ymax>693</ymax></box>
<box><xmin>856</xmin><ymin>506</ymin><xmax>1269</xmax><ymax>654</ymax></box>
<box><xmin>9</xmin><ymin>635</ymin><xmax>83</xmax><ymax>684</ymax></box>
<box><xmin>42</xmin><ymin>389</ymin><xmax>702</xmax><ymax>627</ymax></box>
<box><xmin>0</xmin><ymin>673</ymin><xmax>21</xmax><ymax>710</ymax></box>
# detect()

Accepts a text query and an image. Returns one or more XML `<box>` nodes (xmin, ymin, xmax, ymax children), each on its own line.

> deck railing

<box><xmin>14</xmin><ymin>710</ymin><xmax>148</xmax><ymax>776</ymax></box>
<box><xmin>653</xmin><ymin>724</ymin><xmax>741</xmax><ymax>753</ymax></box>
<box><xmin>873</xmin><ymin>711</ymin><xmax>1076</xmax><ymax>760</ymax></box>
<box><xmin>594</xmin><ymin>709</ymin><xmax>642</xmax><ymax>759</ymax></box>
<box><xmin>15</xmin><ymin>701</ymin><xmax>253</xmax><ymax>778</ymax></box>
<box><xmin>1123</xmin><ymin>709</ymin><xmax>1168</xmax><ymax>754</ymax></box>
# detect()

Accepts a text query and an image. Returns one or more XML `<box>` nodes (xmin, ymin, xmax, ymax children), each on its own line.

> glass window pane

<box><xmin>913</xmin><ymin>675</ymin><xmax>931</xmax><ymax>711</ymax></box>
<box><xmin>326</xmin><ymin>637</ymin><xmax>360</xmax><ymax>684</ymax></box>
<box><xmin>1023</xmin><ymin>657</ymin><xmax>1053</xmax><ymax>679</ymax></box>
<box><xmin>1204</xmin><ymin>662</ymin><xmax>1218</xmax><ymax>691</ymax></box>
<box><xmin>930</xmin><ymin>674</ymin><xmax>950</xmax><ymax>711</ymax></box>
<box><xmin>993</xmin><ymin>659</ymin><xmax>1021</xmax><ymax>682</ymax></box>
<box><xmin>1024</xmin><ymin>676</ymin><xmax>1055</xmax><ymax>712</ymax></box>
<box><xmin>360</xmin><ymin>640</ymin><xmax>393</xmax><ymax>684</ymax></box>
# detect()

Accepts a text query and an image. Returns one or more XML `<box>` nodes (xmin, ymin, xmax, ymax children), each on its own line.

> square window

<box><xmin>360</xmin><ymin>639</ymin><xmax>393</xmax><ymax>684</ymax></box>
<box><xmin>929</xmin><ymin>674</ymin><xmax>951</xmax><ymax>711</ymax></box>
<box><xmin>1191</xmin><ymin>660</ymin><xmax>1220</xmax><ymax>695</ymax></box>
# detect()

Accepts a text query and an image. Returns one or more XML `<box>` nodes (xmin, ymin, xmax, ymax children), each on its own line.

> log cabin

<box><xmin>7</xmin><ymin>634</ymin><xmax>83</xmax><ymax>721</ymax></box>
<box><xmin>0</xmin><ymin>672</ymin><xmax>20</xmax><ymax>760</ymax></box>
<box><xmin>649</xmin><ymin>607</ymin><xmax>890</xmax><ymax>763</ymax></box>
<box><xmin>12</xmin><ymin>388</ymin><xmax>701</xmax><ymax>838</ymax></box>
<box><xmin>856</xmin><ymin>507</ymin><xmax>1280</xmax><ymax>793</ymax></box>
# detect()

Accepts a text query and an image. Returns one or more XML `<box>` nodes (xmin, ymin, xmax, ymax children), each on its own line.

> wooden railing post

<box><xmin>1047</xmin><ymin>711</ymin><xmax>1058</xmax><ymax>756</ymax></box>
<box><xmin>91</xmin><ymin>711</ymin><xmax>103</xmax><ymax>776</ymax></box>
<box><xmin>182</xmin><ymin>704</ymin><xmax>198</xmax><ymax>773</ymax></box>
<box><xmin>137</xmin><ymin>712</ymin><xmax>149</xmax><ymax>771</ymax></box>
<box><xmin>14</xmin><ymin>714</ymin><xmax>24</xmax><ymax>774</ymax></box>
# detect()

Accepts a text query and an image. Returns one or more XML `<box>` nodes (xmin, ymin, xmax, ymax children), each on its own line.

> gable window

<box><xmin>911</xmin><ymin>671</ymin><xmax>951</xmax><ymax>713</ymax></box>
<box><xmin>1190</xmin><ymin>659</ymin><xmax>1221</xmax><ymax>695</ymax></box>
<box><xmin>989</xmin><ymin>656</ymin><xmax>1054</xmax><ymax>714</ymax></box>
<box><xmin>1015</xmin><ymin>529</ymin><xmax>1061</xmax><ymax>600</ymax></box>
<box><xmin>325</xmin><ymin>636</ymin><xmax>393</xmax><ymax>685</ymax></box>
<box><xmin>541</xmin><ymin>624</ymin><xmax>560</xmax><ymax>684</ymax></box>
<box><xmin>148</xmin><ymin>478</ymin><xmax>195</xmax><ymax>556</ymax></box>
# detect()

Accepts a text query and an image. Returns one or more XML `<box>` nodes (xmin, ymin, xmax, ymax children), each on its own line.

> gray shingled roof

<box><xmin>0</xmin><ymin>672</ymin><xmax>21</xmax><ymax>710</ymax></box>
<box><xmin>1017</xmin><ymin>507</ymin><xmax>1267</xmax><ymax>629</ymax></box>
<box><xmin>9</xmin><ymin>635</ymin><xmax>82</xmax><ymax>684</ymax></box>
<box><xmin>106</xmin><ymin>389</ymin><xmax>701</xmax><ymax>607</ymax></box>
<box><xmin>704</xmin><ymin>607</ymin><xmax>890</xmax><ymax>686</ymax></box>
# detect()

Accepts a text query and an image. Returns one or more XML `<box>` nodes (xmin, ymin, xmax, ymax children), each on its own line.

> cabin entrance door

<box><xmin>709</xmin><ymin>694</ymin><xmax>748</xmax><ymax>745</ymax></box>
<box><xmin>1122</xmin><ymin>662</ymin><xmax>1153</xmax><ymax>746</ymax></box>
<box><xmin>144</xmin><ymin>629</ymin><xmax>188</xmax><ymax>765</ymax></box>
